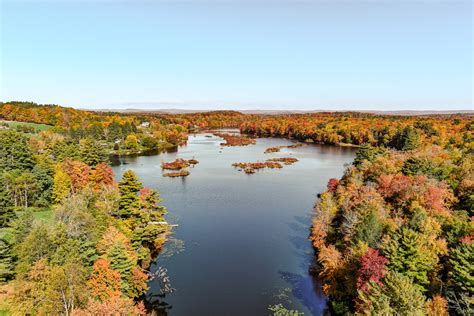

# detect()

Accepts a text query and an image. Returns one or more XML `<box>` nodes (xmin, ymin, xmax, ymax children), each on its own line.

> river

<box><xmin>111</xmin><ymin>131</ymin><xmax>356</xmax><ymax>315</ymax></box>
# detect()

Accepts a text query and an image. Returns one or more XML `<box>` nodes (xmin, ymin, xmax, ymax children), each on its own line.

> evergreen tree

<box><xmin>389</xmin><ymin>126</ymin><xmax>421</xmax><ymax>151</ymax></box>
<box><xmin>0</xmin><ymin>130</ymin><xmax>35</xmax><ymax>171</ymax></box>
<box><xmin>51</xmin><ymin>138</ymin><xmax>80</xmax><ymax>162</ymax></box>
<box><xmin>401</xmin><ymin>156</ymin><xmax>432</xmax><ymax>176</ymax></box>
<box><xmin>357</xmin><ymin>271</ymin><xmax>426</xmax><ymax>315</ymax></box>
<box><xmin>107</xmin><ymin>243</ymin><xmax>136</xmax><ymax>295</ymax></box>
<box><xmin>79</xmin><ymin>137</ymin><xmax>108</xmax><ymax>167</ymax></box>
<box><xmin>131</xmin><ymin>188</ymin><xmax>169</xmax><ymax>262</ymax></box>
<box><xmin>353</xmin><ymin>144</ymin><xmax>386</xmax><ymax>167</ymax></box>
<box><xmin>0</xmin><ymin>238</ymin><xmax>15</xmax><ymax>283</ymax></box>
<box><xmin>118</xmin><ymin>170</ymin><xmax>143</xmax><ymax>218</ymax></box>
<box><xmin>449</xmin><ymin>242</ymin><xmax>474</xmax><ymax>294</ymax></box>
<box><xmin>140</xmin><ymin>188</ymin><xmax>167</xmax><ymax>222</ymax></box>
<box><xmin>0</xmin><ymin>206</ymin><xmax>15</xmax><ymax>228</ymax></box>
<box><xmin>354</xmin><ymin>209</ymin><xmax>384</xmax><ymax>247</ymax></box>
<box><xmin>382</xmin><ymin>228</ymin><xmax>438</xmax><ymax>290</ymax></box>
<box><xmin>32</xmin><ymin>163</ymin><xmax>54</xmax><ymax>207</ymax></box>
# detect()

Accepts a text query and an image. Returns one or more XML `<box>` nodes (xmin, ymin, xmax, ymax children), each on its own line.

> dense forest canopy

<box><xmin>0</xmin><ymin>101</ymin><xmax>472</xmax><ymax>315</ymax></box>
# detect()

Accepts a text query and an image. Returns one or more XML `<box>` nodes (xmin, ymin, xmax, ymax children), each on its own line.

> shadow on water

<box><xmin>279</xmin><ymin>270</ymin><xmax>327</xmax><ymax>316</ymax></box>
<box><xmin>109</xmin><ymin>146</ymin><xmax>178</xmax><ymax>166</ymax></box>
<box><xmin>280</xmin><ymin>213</ymin><xmax>328</xmax><ymax>315</ymax></box>
<box><xmin>145</xmin><ymin>292</ymin><xmax>172</xmax><ymax>316</ymax></box>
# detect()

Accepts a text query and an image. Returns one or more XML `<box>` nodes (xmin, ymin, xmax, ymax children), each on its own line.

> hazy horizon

<box><xmin>1</xmin><ymin>0</ymin><xmax>472</xmax><ymax>110</ymax></box>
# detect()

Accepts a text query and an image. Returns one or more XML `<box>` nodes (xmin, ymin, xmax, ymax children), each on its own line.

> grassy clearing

<box><xmin>32</xmin><ymin>209</ymin><xmax>54</xmax><ymax>224</ymax></box>
<box><xmin>1</xmin><ymin>120</ymin><xmax>51</xmax><ymax>132</ymax></box>
<box><xmin>12</xmin><ymin>207</ymin><xmax>55</xmax><ymax>225</ymax></box>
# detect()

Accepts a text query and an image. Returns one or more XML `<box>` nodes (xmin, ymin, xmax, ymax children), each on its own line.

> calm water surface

<box><xmin>111</xmin><ymin>132</ymin><xmax>355</xmax><ymax>316</ymax></box>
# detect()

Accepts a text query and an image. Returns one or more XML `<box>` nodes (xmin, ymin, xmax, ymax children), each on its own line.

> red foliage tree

<box><xmin>327</xmin><ymin>178</ymin><xmax>339</xmax><ymax>192</ymax></box>
<box><xmin>356</xmin><ymin>248</ymin><xmax>388</xmax><ymax>293</ymax></box>
<box><xmin>377</xmin><ymin>174</ymin><xmax>452</xmax><ymax>216</ymax></box>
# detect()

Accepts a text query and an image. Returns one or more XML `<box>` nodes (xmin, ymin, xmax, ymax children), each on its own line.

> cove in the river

<box><xmin>111</xmin><ymin>131</ymin><xmax>356</xmax><ymax>316</ymax></box>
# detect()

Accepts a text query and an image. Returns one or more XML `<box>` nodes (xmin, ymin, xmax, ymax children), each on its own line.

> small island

<box><xmin>233</xmin><ymin>157</ymin><xmax>299</xmax><ymax>174</ymax></box>
<box><xmin>161</xmin><ymin>158</ymin><xmax>198</xmax><ymax>177</ymax></box>
<box><xmin>232</xmin><ymin>161</ymin><xmax>282</xmax><ymax>174</ymax></box>
<box><xmin>266</xmin><ymin>157</ymin><xmax>299</xmax><ymax>165</ymax></box>
<box><xmin>264</xmin><ymin>144</ymin><xmax>304</xmax><ymax>153</ymax></box>
<box><xmin>163</xmin><ymin>170</ymin><xmax>191</xmax><ymax>177</ymax></box>
<box><xmin>214</xmin><ymin>132</ymin><xmax>256</xmax><ymax>147</ymax></box>
<box><xmin>161</xmin><ymin>158</ymin><xmax>199</xmax><ymax>170</ymax></box>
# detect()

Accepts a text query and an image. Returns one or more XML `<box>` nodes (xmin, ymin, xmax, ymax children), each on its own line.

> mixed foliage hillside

<box><xmin>311</xmin><ymin>138</ymin><xmax>473</xmax><ymax>314</ymax></box>
<box><xmin>0</xmin><ymin>102</ymin><xmax>188</xmax><ymax>156</ymax></box>
<box><xmin>0</xmin><ymin>104</ymin><xmax>174</xmax><ymax>314</ymax></box>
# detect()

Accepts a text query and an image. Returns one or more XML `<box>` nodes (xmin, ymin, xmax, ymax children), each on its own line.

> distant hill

<box><xmin>92</xmin><ymin>108</ymin><xmax>473</xmax><ymax>116</ymax></box>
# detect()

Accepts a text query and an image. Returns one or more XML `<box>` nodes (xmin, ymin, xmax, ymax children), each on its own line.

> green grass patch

<box><xmin>32</xmin><ymin>209</ymin><xmax>54</xmax><ymax>225</ymax></box>
<box><xmin>1</xmin><ymin>120</ymin><xmax>51</xmax><ymax>132</ymax></box>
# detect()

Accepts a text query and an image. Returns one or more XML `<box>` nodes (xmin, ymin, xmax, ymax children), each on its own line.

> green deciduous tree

<box><xmin>52</xmin><ymin>165</ymin><xmax>72</xmax><ymax>203</ymax></box>
<box><xmin>124</xmin><ymin>134</ymin><xmax>139</xmax><ymax>150</ymax></box>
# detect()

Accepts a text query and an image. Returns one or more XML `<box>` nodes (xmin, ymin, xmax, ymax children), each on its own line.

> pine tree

<box><xmin>353</xmin><ymin>144</ymin><xmax>386</xmax><ymax>167</ymax></box>
<box><xmin>0</xmin><ymin>206</ymin><xmax>15</xmax><ymax>228</ymax></box>
<box><xmin>389</xmin><ymin>126</ymin><xmax>421</xmax><ymax>151</ymax></box>
<box><xmin>139</xmin><ymin>188</ymin><xmax>167</xmax><ymax>222</ymax></box>
<box><xmin>449</xmin><ymin>242</ymin><xmax>474</xmax><ymax>294</ymax></box>
<box><xmin>130</xmin><ymin>188</ymin><xmax>169</xmax><ymax>260</ymax></box>
<box><xmin>0</xmin><ymin>130</ymin><xmax>35</xmax><ymax>171</ymax></box>
<box><xmin>382</xmin><ymin>228</ymin><xmax>438</xmax><ymax>290</ymax></box>
<box><xmin>79</xmin><ymin>137</ymin><xmax>108</xmax><ymax>167</ymax></box>
<box><xmin>0</xmin><ymin>238</ymin><xmax>15</xmax><ymax>283</ymax></box>
<box><xmin>401</xmin><ymin>156</ymin><xmax>431</xmax><ymax>176</ymax></box>
<box><xmin>118</xmin><ymin>170</ymin><xmax>143</xmax><ymax>218</ymax></box>
<box><xmin>107</xmin><ymin>243</ymin><xmax>136</xmax><ymax>295</ymax></box>
<box><xmin>357</xmin><ymin>271</ymin><xmax>426</xmax><ymax>315</ymax></box>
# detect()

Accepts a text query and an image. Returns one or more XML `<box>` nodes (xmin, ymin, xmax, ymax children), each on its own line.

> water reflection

<box><xmin>109</xmin><ymin>146</ymin><xmax>178</xmax><ymax>166</ymax></box>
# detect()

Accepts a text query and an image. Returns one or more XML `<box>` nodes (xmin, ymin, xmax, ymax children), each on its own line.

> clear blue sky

<box><xmin>1</xmin><ymin>0</ymin><xmax>472</xmax><ymax>111</ymax></box>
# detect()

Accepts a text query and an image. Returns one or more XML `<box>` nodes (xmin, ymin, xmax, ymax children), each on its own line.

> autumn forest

<box><xmin>0</xmin><ymin>101</ymin><xmax>472</xmax><ymax>315</ymax></box>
